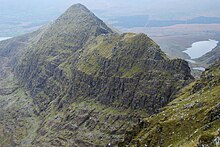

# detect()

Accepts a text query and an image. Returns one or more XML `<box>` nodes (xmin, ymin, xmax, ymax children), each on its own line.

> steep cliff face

<box><xmin>0</xmin><ymin>4</ymin><xmax>194</xmax><ymax>146</ymax></box>
<box><xmin>120</xmin><ymin>61</ymin><xmax>220</xmax><ymax>147</ymax></box>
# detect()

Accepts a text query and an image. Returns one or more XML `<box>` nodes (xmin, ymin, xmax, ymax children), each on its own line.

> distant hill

<box><xmin>196</xmin><ymin>43</ymin><xmax>220</xmax><ymax>66</ymax></box>
<box><xmin>110</xmin><ymin>16</ymin><xmax>220</xmax><ymax>28</ymax></box>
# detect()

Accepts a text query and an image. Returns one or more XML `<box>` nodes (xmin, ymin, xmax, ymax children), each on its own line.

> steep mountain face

<box><xmin>196</xmin><ymin>44</ymin><xmax>220</xmax><ymax>66</ymax></box>
<box><xmin>0</xmin><ymin>32</ymin><xmax>43</xmax><ymax>146</ymax></box>
<box><xmin>16</xmin><ymin>4</ymin><xmax>193</xmax><ymax>114</ymax></box>
<box><xmin>0</xmin><ymin>4</ymin><xmax>194</xmax><ymax>146</ymax></box>
<box><xmin>120</xmin><ymin>61</ymin><xmax>220</xmax><ymax>147</ymax></box>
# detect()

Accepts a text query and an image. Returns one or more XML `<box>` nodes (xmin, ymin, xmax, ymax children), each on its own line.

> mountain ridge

<box><xmin>0</xmin><ymin>4</ymin><xmax>196</xmax><ymax>146</ymax></box>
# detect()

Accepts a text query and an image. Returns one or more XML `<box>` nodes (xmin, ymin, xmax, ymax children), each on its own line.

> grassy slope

<box><xmin>76</xmin><ymin>33</ymin><xmax>164</xmax><ymax>77</ymax></box>
<box><xmin>120</xmin><ymin>61</ymin><xmax>220</xmax><ymax>147</ymax></box>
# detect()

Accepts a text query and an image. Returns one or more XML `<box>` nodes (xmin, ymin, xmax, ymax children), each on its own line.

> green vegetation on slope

<box><xmin>120</xmin><ymin>61</ymin><xmax>220</xmax><ymax>147</ymax></box>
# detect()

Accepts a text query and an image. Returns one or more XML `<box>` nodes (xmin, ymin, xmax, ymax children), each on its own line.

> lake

<box><xmin>0</xmin><ymin>37</ymin><xmax>12</xmax><ymax>41</ymax></box>
<box><xmin>193</xmin><ymin>67</ymin><xmax>205</xmax><ymax>71</ymax></box>
<box><xmin>183</xmin><ymin>39</ymin><xmax>219</xmax><ymax>59</ymax></box>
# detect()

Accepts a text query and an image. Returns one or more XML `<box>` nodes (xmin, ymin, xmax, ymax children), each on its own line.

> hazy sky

<box><xmin>0</xmin><ymin>0</ymin><xmax>220</xmax><ymax>20</ymax></box>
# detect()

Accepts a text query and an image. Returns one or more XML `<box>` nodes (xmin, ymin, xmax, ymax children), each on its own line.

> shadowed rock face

<box><xmin>0</xmin><ymin>3</ymin><xmax>194</xmax><ymax>146</ymax></box>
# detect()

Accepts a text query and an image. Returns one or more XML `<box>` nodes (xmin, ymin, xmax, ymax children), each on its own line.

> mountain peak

<box><xmin>64</xmin><ymin>3</ymin><xmax>91</xmax><ymax>15</ymax></box>
<box><xmin>70</xmin><ymin>3</ymin><xmax>89</xmax><ymax>9</ymax></box>
<box><xmin>52</xmin><ymin>3</ymin><xmax>113</xmax><ymax>37</ymax></box>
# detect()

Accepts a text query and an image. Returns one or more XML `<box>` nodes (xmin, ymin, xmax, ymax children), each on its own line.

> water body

<box><xmin>0</xmin><ymin>37</ymin><xmax>12</xmax><ymax>41</ymax></box>
<box><xmin>193</xmin><ymin>67</ymin><xmax>205</xmax><ymax>71</ymax></box>
<box><xmin>183</xmin><ymin>39</ymin><xmax>219</xmax><ymax>59</ymax></box>
<box><xmin>185</xmin><ymin>59</ymin><xmax>196</xmax><ymax>63</ymax></box>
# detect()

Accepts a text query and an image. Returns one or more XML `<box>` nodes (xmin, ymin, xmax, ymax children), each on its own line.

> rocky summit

<box><xmin>0</xmin><ymin>3</ymin><xmax>206</xmax><ymax>146</ymax></box>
